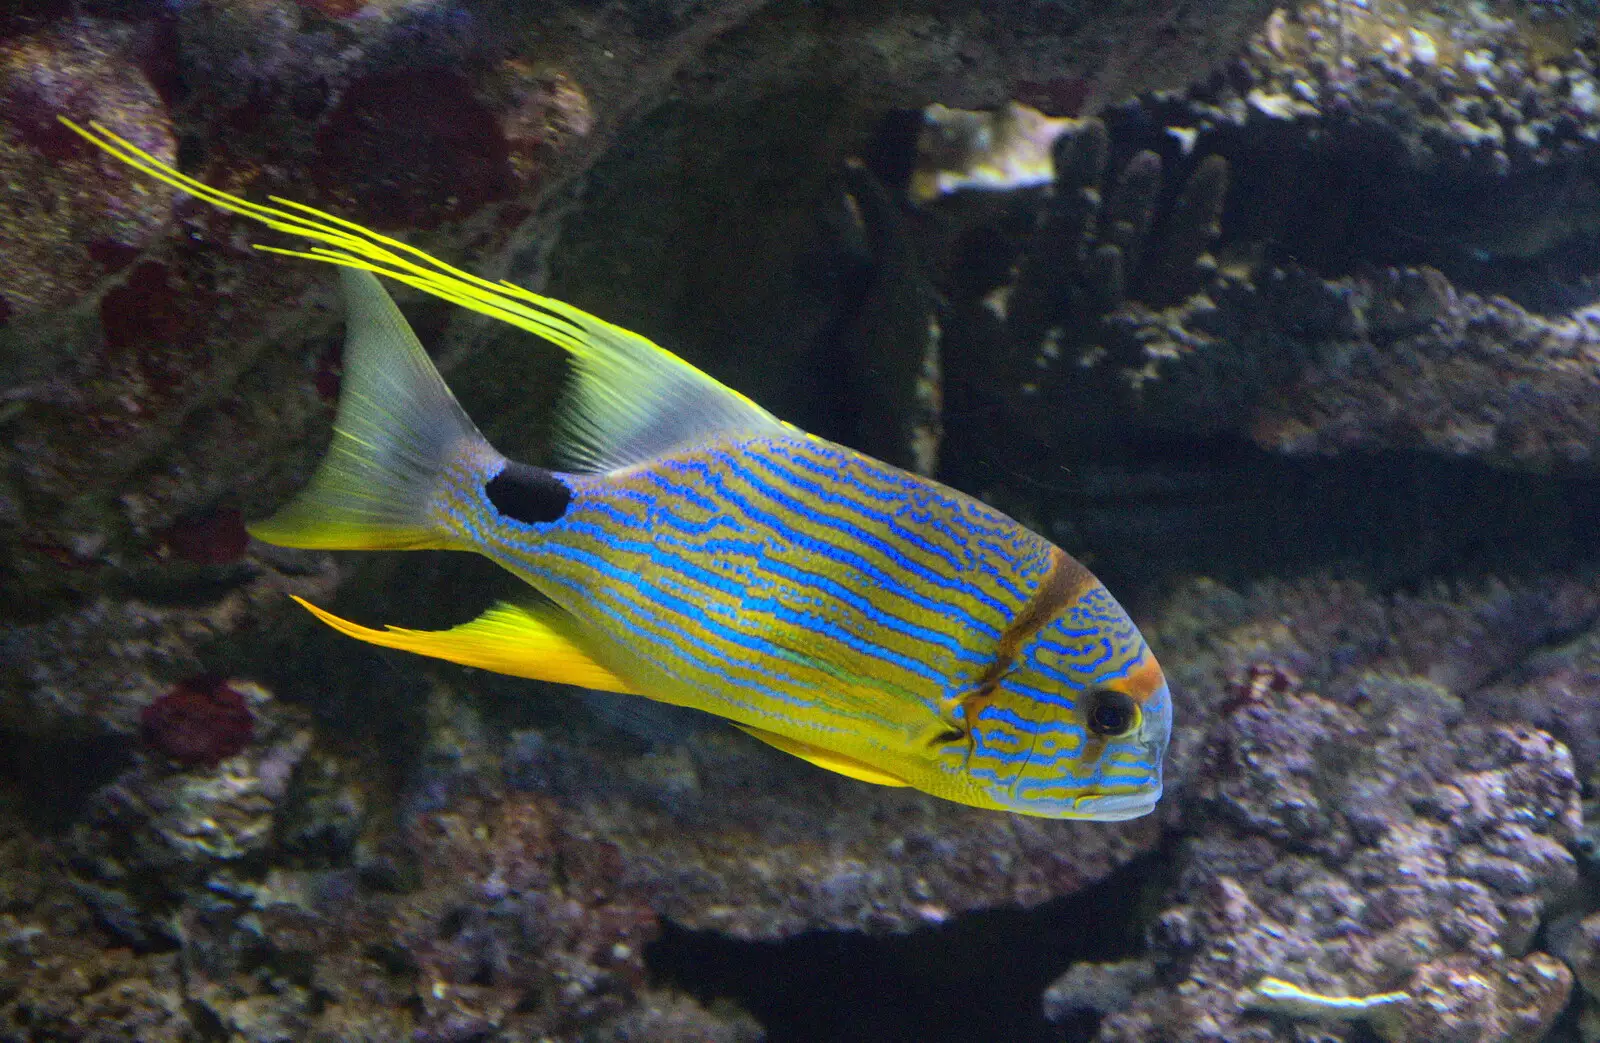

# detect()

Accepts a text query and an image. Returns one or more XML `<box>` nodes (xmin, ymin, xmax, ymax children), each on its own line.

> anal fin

<box><xmin>734</xmin><ymin>724</ymin><xmax>910</xmax><ymax>787</ymax></box>
<box><xmin>292</xmin><ymin>596</ymin><xmax>634</xmax><ymax>694</ymax></box>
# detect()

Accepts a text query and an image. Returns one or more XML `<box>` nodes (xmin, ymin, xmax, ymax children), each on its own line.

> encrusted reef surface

<box><xmin>0</xmin><ymin>0</ymin><xmax>765</xmax><ymax>621</ymax></box>
<box><xmin>0</xmin><ymin>0</ymin><xmax>1276</xmax><ymax>1038</ymax></box>
<box><xmin>1047</xmin><ymin>575</ymin><xmax>1591</xmax><ymax>1043</ymax></box>
<box><xmin>908</xmin><ymin>0</ymin><xmax>1600</xmax><ymax>481</ymax></box>
<box><xmin>1</xmin><ymin>752</ymin><xmax>767</xmax><ymax>1041</ymax></box>
<box><xmin>6</xmin><ymin>0</ymin><xmax>1600</xmax><ymax>1040</ymax></box>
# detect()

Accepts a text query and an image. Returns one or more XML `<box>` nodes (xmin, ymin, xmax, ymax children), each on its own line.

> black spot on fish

<box><xmin>486</xmin><ymin>462</ymin><xmax>571</xmax><ymax>524</ymax></box>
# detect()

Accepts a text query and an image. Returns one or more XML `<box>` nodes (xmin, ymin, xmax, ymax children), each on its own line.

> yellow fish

<box><xmin>68</xmin><ymin>119</ymin><xmax>1171</xmax><ymax>820</ymax></box>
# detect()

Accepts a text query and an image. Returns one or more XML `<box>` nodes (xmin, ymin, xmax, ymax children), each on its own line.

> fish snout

<box><xmin>1078</xmin><ymin>678</ymin><xmax>1171</xmax><ymax>821</ymax></box>
<box><xmin>962</xmin><ymin>674</ymin><xmax>1170</xmax><ymax>820</ymax></box>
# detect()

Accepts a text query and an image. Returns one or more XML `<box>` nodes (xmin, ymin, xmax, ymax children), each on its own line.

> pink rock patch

<box><xmin>141</xmin><ymin>674</ymin><xmax>256</xmax><ymax>767</ymax></box>
<box><xmin>315</xmin><ymin>67</ymin><xmax>515</xmax><ymax>230</ymax></box>
<box><xmin>0</xmin><ymin>22</ymin><xmax>175</xmax><ymax>318</ymax></box>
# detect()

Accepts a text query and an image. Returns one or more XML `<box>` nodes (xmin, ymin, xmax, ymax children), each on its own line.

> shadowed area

<box><xmin>646</xmin><ymin>850</ymin><xmax>1164</xmax><ymax>1043</ymax></box>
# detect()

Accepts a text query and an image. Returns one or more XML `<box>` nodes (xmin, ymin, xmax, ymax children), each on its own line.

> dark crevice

<box><xmin>943</xmin><ymin>424</ymin><xmax>1600</xmax><ymax>600</ymax></box>
<box><xmin>0</xmin><ymin>727</ymin><xmax>132</xmax><ymax>832</ymax></box>
<box><xmin>646</xmin><ymin>850</ymin><xmax>1166</xmax><ymax>1043</ymax></box>
<box><xmin>1097</xmin><ymin>99</ymin><xmax>1600</xmax><ymax>314</ymax></box>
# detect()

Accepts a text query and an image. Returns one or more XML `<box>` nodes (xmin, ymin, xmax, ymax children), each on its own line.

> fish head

<box><xmin>960</xmin><ymin>584</ymin><xmax>1170</xmax><ymax>821</ymax></box>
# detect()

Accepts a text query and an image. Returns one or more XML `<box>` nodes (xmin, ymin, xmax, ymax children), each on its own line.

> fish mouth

<box><xmin>1043</xmin><ymin>684</ymin><xmax>1171</xmax><ymax>825</ymax></box>
<box><xmin>1084</xmin><ymin>684</ymin><xmax>1172</xmax><ymax>821</ymax></box>
<box><xmin>1055</xmin><ymin>683</ymin><xmax>1172</xmax><ymax>821</ymax></box>
<box><xmin>1066</xmin><ymin>785</ymin><xmax>1162</xmax><ymax>821</ymax></box>
<box><xmin>986</xmin><ymin>779</ymin><xmax>1162</xmax><ymax>820</ymax></box>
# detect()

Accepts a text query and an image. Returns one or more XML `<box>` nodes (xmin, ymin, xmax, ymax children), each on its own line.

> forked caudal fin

<box><xmin>249</xmin><ymin>268</ymin><xmax>493</xmax><ymax>551</ymax></box>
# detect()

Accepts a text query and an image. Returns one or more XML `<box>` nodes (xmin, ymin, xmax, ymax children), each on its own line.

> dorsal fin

<box><xmin>544</xmin><ymin>314</ymin><xmax>789</xmax><ymax>473</ymax></box>
<box><xmin>62</xmin><ymin>119</ymin><xmax>792</xmax><ymax>473</ymax></box>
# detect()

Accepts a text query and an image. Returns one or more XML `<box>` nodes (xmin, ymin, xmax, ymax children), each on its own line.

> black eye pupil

<box><xmin>1087</xmin><ymin>690</ymin><xmax>1136</xmax><ymax>736</ymax></box>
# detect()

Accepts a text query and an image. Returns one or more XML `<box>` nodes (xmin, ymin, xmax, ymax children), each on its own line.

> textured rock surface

<box><xmin>0</xmin><ymin>791</ymin><xmax>762</xmax><ymax>1041</ymax></box>
<box><xmin>904</xmin><ymin>0</ymin><xmax>1600</xmax><ymax>492</ymax></box>
<box><xmin>0</xmin><ymin>0</ymin><xmax>780</xmax><ymax>624</ymax></box>
<box><xmin>491</xmin><ymin>688</ymin><xmax>1162</xmax><ymax>939</ymax></box>
<box><xmin>1555</xmin><ymin>912</ymin><xmax>1600</xmax><ymax>1043</ymax></box>
<box><xmin>1034</xmin><ymin>569</ymin><xmax>1596</xmax><ymax>1043</ymax></box>
<box><xmin>10</xmin><ymin>570</ymin><xmax>1600</xmax><ymax>1039</ymax></box>
<box><xmin>0</xmin><ymin>22</ymin><xmax>175</xmax><ymax>324</ymax></box>
<box><xmin>8</xmin><ymin>0</ymin><xmax>1600</xmax><ymax>1039</ymax></box>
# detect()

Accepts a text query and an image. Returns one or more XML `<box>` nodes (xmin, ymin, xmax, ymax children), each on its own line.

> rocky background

<box><xmin>3</xmin><ymin>0</ymin><xmax>1600</xmax><ymax>1040</ymax></box>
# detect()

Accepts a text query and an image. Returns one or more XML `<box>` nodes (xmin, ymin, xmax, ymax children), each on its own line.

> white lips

<box><xmin>1074</xmin><ymin>786</ymin><xmax>1162</xmax><ymax>821</ymax></box>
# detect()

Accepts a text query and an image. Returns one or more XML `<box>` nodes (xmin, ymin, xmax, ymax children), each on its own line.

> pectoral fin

<box><xmin>292</xmin><ymin>595</ymin><xmax>634</xmax><ymax>694</ymax></box>
<box><xmin>734</xmin><ymin>724</ymin><xmax>910</xmax><ymax>787</ymax></box>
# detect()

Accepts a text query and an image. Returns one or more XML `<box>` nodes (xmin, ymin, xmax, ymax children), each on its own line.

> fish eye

<box><xmin>1086</xmin><ymin>689</ymin><xmax>1138</xmax><ymax>737</ymax></box>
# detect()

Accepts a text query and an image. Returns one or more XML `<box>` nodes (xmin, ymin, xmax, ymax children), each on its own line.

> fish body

<box><xmin>67</xmin><ymin>118</ymin><xmax>1171</xmax><ymax>819</ymax></box>
<box><xmin>910</xmin><ymin>101</ymin><xmax>1078</xmax><ymax>203</ymax></box>
<box><xmin>438</xmin><ymin>430</ymin><xmax>1168</xmax><ymax>817</ymax></box>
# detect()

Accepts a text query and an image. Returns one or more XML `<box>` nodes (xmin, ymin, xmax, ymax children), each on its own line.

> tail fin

<box><xmin>249</xmin><ymin>269</ymin><xmax>495</xmax><ymax>550</ymax></box>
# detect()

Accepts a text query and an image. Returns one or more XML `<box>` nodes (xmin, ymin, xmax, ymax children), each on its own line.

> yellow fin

<box><xmin>735</xmin><ymin>724</ymin><xmax>910</xmax><ymax>787</ymax></box>
<box><xmin>292</xmin><ymin>595</ymin><xmax>633</xmax><ymax>694</ymax></box>
<box><xmin>62</xmin><ymin>117</ymin><xmax>792</xmax><ymax>475</ymax></box>
<box><xmin>249</xmin><ymin>270</ymin><xmax>487</xmax><ymax>551</ymax></box>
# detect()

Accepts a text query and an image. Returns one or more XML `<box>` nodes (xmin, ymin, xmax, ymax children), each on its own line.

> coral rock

<box><xmin>1094</xmin><ymin>591</ymin><xmax>1582</xmax><ymax>1043</ymax></box>
<box><xmin>315</xmin><ymin>66</ymin><xmax>517</xmax><ymax>230</ymax></box>
<box><xmin>1374</xmin><ymin>952</ymin><xmax>1573</xmax><ymax>1043</ymax></box>
<box><xmin>0</xmin><ymin>22</ymin><xmax>174</xmax><ymax>321</ymax></box>
<box><xmin>140</xmin><ymin>674</ymin><xmax>256</xmax><ymax>766</ymax></box>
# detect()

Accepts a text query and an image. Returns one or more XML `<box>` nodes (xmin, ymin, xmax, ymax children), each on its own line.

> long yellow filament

<box><xmin>60</xmin><ymin>118</ymin><xmax>608</xmax><ymax>357</ymax></box>
<box><xmin>62</xmin><ymin>117</ymin><xmax>782</xmax><ymax>435</ymax></box>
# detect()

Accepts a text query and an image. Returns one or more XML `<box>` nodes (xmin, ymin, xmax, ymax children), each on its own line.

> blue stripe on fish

<box><xmin>704</xmin><ymin>449</ymin><xmax>1019</xmax><ymax>624</ymax></box>
<box><xmin>578</xmin><ymin>492</ymin><xmax>994</xmax><ymax>665</ymax></box>
<box><xmin>657</xmin><ymin>453</ymin><xmax>1008</xmax><ymax>642</ymax></box>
